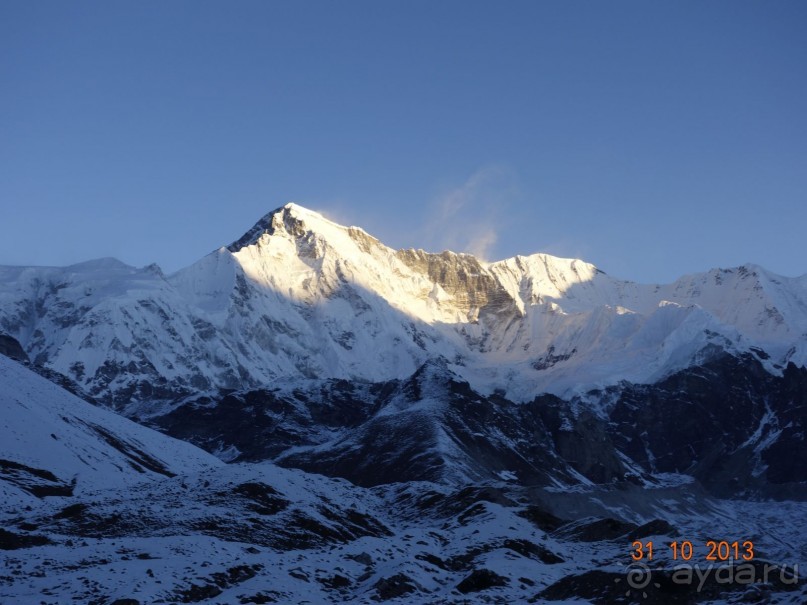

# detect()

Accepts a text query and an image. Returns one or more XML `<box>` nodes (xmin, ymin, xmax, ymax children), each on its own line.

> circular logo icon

<box><xmin>614</xmin><ymin>563</ymin><xmax>661</xmax><ymax>600</ymax></box>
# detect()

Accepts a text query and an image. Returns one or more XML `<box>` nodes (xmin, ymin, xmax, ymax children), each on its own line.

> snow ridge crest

<box><xmin>0</xmin><ymin>203</ymin><xmax>806</xmax><ymax>407</ymax></box>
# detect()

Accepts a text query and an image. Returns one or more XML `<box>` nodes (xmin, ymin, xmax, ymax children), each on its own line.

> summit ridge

<box><xmin>0</xmin><ymin>203</ymin><xmax>805</xmax><ymax>411</ymax></box>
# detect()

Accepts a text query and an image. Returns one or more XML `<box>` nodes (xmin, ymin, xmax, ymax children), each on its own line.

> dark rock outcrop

<box><xmin>0</xmin><ymin>333</ymin><xmax>28</xmax><ymax>362</ymax></box>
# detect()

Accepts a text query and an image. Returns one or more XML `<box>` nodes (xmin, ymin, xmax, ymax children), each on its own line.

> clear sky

<box><xmin>1</xmin><ymin>1</ymin><xmax>805</xmax><ymax>283</ymax></box>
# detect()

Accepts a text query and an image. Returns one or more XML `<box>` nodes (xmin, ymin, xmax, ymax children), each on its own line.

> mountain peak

<box><xmin>282</xmin><ymin>201</ymin><xmax>318</xmax><ymax>216</ymax></box>
<box><xmin>227</xmin><ymin>203</ymin><xmax>319</xmax><ymax>252</ymax></box>
<box><xmin>227</xmin><ymin>203</ymin><xmax>372</xmax><ymax>253</ymax></box>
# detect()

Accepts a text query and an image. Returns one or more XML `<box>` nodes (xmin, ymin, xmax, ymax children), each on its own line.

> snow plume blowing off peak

<box><xmin>422</xmin><ymin>166</ymin><xmax>518</xmax><ymax>261</ymax></box>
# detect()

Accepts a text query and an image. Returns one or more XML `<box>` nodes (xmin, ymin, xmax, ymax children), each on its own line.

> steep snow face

<box><xmin>1</xmin><ymin>203</ymin><xmax>806</xmax><ymax>407</ymax></box>
<box><xmin>0</xmin><ymin>258</ymin><xmax>235</xmax><ymax>408</ymax></box>
<box><xmin>0</xmin><ymin>354</ymin><xmax>221</xmax><ymax>507</ymax></box>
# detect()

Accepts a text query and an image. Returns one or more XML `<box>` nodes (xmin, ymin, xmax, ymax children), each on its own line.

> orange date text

<box><xmin>630</xmin><ymin>540</ymin><xmax>754</xmax><ymax>562</ymax></box>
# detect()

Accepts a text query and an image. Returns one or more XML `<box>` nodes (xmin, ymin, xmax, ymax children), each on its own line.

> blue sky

<box><xmin>1</xmin><ymin>1</ymin><xmax>805</xmax><ymax>283</ymax></box>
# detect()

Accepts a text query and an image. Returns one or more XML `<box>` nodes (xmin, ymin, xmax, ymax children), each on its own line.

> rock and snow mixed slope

<box><xmin>0</xmin><ymin>353</ymin><xmax>220</xmax><ymax>508</ymax></box>
<box><xmin>3</xmin><ymin>450</ymin><xmax>806</xmax><ymax>603</ymax></box>
<box><xmin>152</xmin><ymin>351</ymin><xmax>807</xmax><ymax>499</ymax></box>
<box><xmin>1</xmin><ymin>203</ymin><xmax>805</xmax><ymax>412</ymax></box>
<box><xmin>1</xmin><ymin>358</ymin><xmax>804</xmax><ymax>605</ymax></box>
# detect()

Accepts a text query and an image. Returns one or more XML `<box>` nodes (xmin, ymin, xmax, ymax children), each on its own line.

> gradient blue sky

<box><xmin>2</xmin><ymin>1</ymin><xmax>805</xmax><ymax>283</ymax></box>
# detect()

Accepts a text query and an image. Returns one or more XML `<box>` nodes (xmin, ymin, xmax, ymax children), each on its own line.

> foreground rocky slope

<box><xmin>0</xmin><ymin>354</ymin><xmax>220</xmax><ymax>508</ymax></box>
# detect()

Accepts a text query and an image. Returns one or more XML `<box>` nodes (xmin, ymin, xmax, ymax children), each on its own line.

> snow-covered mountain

<box><xmin>1</xmin><ymin>203</ymin><xmax>805</xmax><ymax>412</ymax></box>
<box><xmin>2</xmin><ymin>204</ymin><xmax>806</xmax><ymax>604</ymax></box>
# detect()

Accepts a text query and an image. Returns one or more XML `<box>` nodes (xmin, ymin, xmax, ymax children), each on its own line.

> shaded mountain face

<box><xmin>151</xmin><ymin>352</ymin><xmax>807</xmax><ymax>498</ymax></box>
<box><xmin>610</xmin><ymin>354</ymin><xmax>807</xmax><ymax>496</ymax></box>
<box><xmin>0</xmin><ymin>203</ymin><xmax>805</xmax><ymax>414</ymax></box>
<box><xmin>154</xmin><ymin>358</ymin><xmax>626</xmax><ymax>488</ymax></box>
